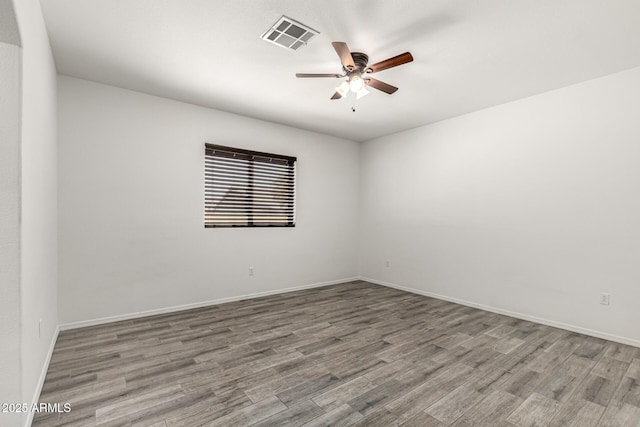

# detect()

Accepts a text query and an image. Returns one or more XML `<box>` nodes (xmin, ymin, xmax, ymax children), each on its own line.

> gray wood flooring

<box><xmin>33</xmin><ymin>281</ymin><xmax>640</xmax><ymax>426</ymax></box>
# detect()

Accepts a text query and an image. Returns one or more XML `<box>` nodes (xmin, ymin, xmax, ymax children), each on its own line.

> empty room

<box><xmin>2</xmin><ymin>0</ymin><xmax>640</xmax><ymax>426</ymax></box>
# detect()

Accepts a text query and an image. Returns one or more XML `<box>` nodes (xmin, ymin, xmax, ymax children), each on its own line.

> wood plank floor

<box><xmin>33</xmin><ymin>281</ymin><xmax>640</xmax><ymax>427</ymax></box>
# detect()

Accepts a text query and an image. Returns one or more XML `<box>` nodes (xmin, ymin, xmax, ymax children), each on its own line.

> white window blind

<box><xmin>204</xmin><ymin>144</ymin><xmax>296</xmax><ymax>227</ymax></box>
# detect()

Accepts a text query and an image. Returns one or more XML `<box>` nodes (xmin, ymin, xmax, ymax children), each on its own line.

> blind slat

<box><xmin>205</xmin><ymin>199</ymin><xmax>294</xmax><ymax>204</ymax></box>
<box><xmin>205</xmin><ymin>182</ymin><xmax>293</xmax><ymax>193</ymax></box>
<box><xmin>205</xmin><ymin>175</ymin><xmax>294</xmax><ymax>186</ymax></box>
<box><xmin>205</xmin><ymin>156</ymin><xmax>292</xmax><ymax>170</ymax></box>
<box><xmin>205</xmin><ymin>166</ymin><xmax>292</xmax><ymax>180</ymax></box>
<box><xmin>206</xmin><ymin>159</ymin><xmax>293</xmax><ymax>174</ymax></box>
<box><xmin>206</xmin><ymin>205</ymin><xmax>294</xmax><ymax>211</ymax></box>
<box><xmin>205</xmin><ymin>169</ymin><xmax>293</xmax><ymax>182</ymax></box>
<box><xmin>205</xmin><ymin>192</ymin><xmax>294</xmax><ymax>203</ymax></box>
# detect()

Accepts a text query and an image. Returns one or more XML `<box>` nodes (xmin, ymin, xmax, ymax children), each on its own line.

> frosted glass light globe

<box><xmin>349</xmin><ymin>75</ymin><xmax>365</xmax><ymax>92</ymax></box>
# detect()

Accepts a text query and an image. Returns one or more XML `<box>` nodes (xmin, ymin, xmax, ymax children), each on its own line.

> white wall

<box><xmin>0</xmin><ymin>1</ymin><xmax>58</xmax><ymax>425</ymax></box>
<box><xmin>0</xmin><ymin>0</ymin><xmax>20</xmax><ymax>46</ymax></box>
<box><xmin>360</xmin><ymin>66</ymin><xmax>640</xmax><ymax>345</ymax></box>
<box><xmin>12</xmin><ymin>0</ymin><xmax>59</xmax><ymax>423</ymax></box>
<box><xmin>58</xmin><ymin>76</ymin><xmax>360</xmax><ymax>325</ymax></box>
<box><xmin>0</xmin><ymin>40</ymin><xmax>22</xmax><ymax>427</ymax></box>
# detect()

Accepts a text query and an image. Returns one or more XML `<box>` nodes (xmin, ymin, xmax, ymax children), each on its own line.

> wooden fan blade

<box><xmin>332</xmin><ymin>42</ymin><xmax>355</xmax><ymax>69</ymax></box>
<box><xmin>364</xmin><ymin>78</ymin><xmax>398</xmax><ymax>94</ymax></box>
<box><xmin>330</xmin><ymin>91</ymin><xmax>343</xmax><ymax>100</ymax></box>
<box><xmin>296</xmin><ymin>73</ymin><xmax>344</xmax><ymax>78</ymax></box>
<box><xmin>368</xmin><ymin>52</ymin><xmax>413</xmax><ymax>73</ymax></box>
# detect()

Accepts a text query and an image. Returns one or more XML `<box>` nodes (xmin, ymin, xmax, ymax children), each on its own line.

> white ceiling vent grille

<box><xmin>261</xmin><ymin>16</ymin><xmax>318</xmax><ymax>51</ymax></box>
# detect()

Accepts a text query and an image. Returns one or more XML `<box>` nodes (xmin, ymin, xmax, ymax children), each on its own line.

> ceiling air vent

<box><xmin>261</xmin><ymin>16</ymin><xmax>318</xmax><ymax>51</ymax></box>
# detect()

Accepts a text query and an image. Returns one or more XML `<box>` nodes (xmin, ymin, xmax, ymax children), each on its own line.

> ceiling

<box><xmin>40</xmin><ymin>0</ymin><xmax>640</xmax><ymax>142</ymax></box>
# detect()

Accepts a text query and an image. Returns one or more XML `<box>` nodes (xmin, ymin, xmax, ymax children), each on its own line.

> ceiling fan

<box><xmin>296</xmin><ymin>42</ymin><xmax>413</xmax><ymax>101</ymax></box>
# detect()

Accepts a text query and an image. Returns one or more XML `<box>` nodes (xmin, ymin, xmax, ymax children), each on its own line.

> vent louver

<box><xmin>261</xmin><ymin>16</ymin><xmax>318</xmax><ymax>51</ymax></box>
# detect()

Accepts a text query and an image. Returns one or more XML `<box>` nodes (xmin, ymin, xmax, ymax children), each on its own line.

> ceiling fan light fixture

<box><xmin>335</xmin><ymin>81</ymin><xmax>349</xmax><ymax>98</ymax></box>
<box><xmin>356</xmin><ymin>86</ymin><xmax>369</xmax><ymax>99</ymax></box>
<box><xmin>349</xmin><ymin>74</ymin><xmax>365</xmax><ymax>92</ymax></box>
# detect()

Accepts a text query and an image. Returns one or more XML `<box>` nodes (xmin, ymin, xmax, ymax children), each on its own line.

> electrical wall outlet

<box><xmin>249</xmin><ymin>266</ymin><xmax>254</xmax><ymax>276</ymax></box>
<box><xmin>385</xmin><ymin>260</ymin><xmax>390</xmax><ymax>268</ymax></box>
<box><xmin>600</xmin><ymin>293</ymin><xmax>610</xmax><ymax>306</ymax></box>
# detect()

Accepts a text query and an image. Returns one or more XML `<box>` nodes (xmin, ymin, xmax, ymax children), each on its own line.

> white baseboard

<box><xmin>24</xmin><ymin>325</ymin><xmax>60</xmax><ymax>427</ymax></box>
<box><xmin>360</xmin><ymin>276</ymin><xmax>640</xmax><ymax>349</ymax></box>
<box><xmin>60</xmin><ymin>277</ymin><xmax>360</xmax><ymax>331</ymax></box>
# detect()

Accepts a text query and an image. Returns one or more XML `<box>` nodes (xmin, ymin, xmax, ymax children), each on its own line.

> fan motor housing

<box><xmin>344</xmin><ymin>52</ymin><xmax>369</xmax><ymax>74</ymax></box>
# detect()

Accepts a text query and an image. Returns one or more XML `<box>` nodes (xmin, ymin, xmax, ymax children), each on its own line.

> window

<box><xmin>204</xmin><ymin>144</ymin><xmax>296</xmax><ymax>228</ymax></box>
